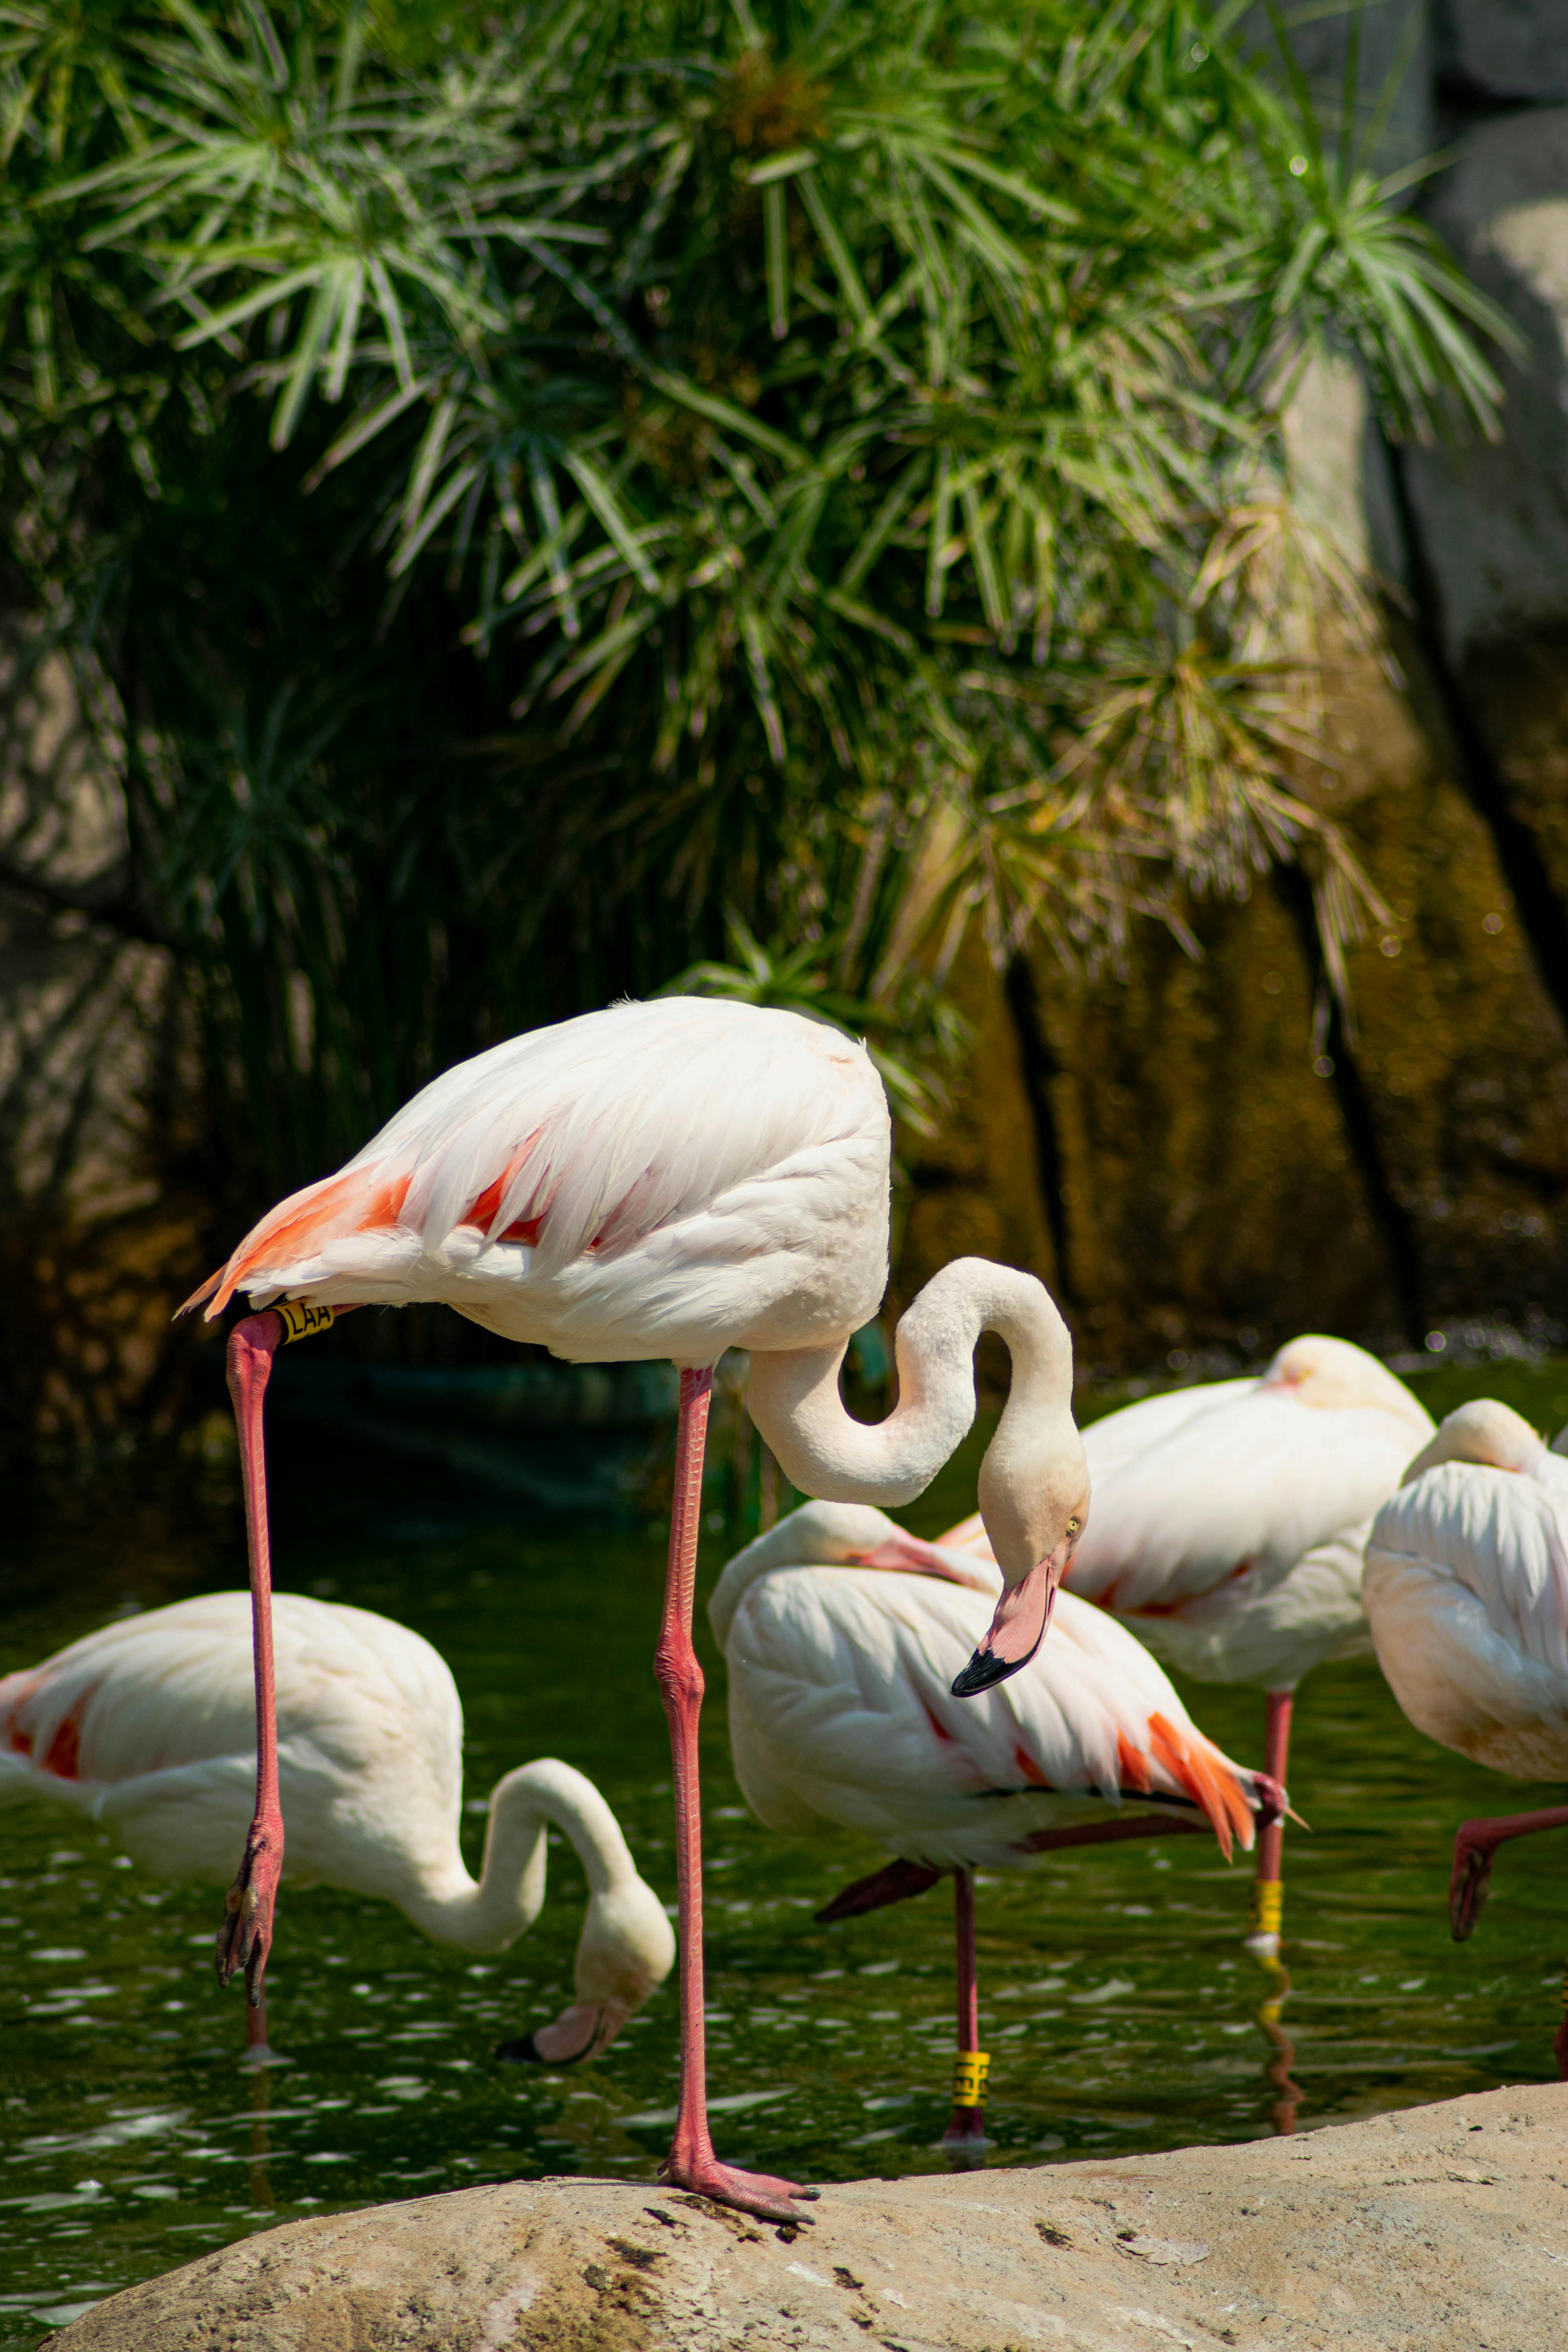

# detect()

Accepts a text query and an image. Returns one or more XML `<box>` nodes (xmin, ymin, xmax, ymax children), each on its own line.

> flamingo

<box><xmin>710</xmin><ymin>1501</ymin><xmax>1279</xmax><ymax>2147</ymax></box>
<box><xmin>0</xmin><ymin>1590</ymin><xmax>674</xmax><ymax>2064</ymax></box>
<box><xmin>1363</xmin><ymin>1400</ymin><xmax>1568</xmax><ymax>2075</ymax></box>
<box><xmin>179</xmin><ymin>995</ymin><xmax>1089</xmax><ymax>2217</ymax></box>
<box><xmin>936</xmin><ymin>1336</ymin><xmax>1433</xmax><ymax>1951</ymax></box>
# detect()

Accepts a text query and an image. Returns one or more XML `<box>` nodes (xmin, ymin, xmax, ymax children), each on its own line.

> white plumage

<box><xmin>197</xmin><ymin>994</ymin><xmax>1090</xmax><ymax>2217</ymax></box>
<box><xmin>202</xmin><ymin>998</ymin><xmax>892</xmax><ymax>1368</ymax></box>
<box><xmin>1363</xmin><ymin>1399</ymin><xmax>1568</xmax><ymax>2072</ymax></box>
<box><xmin>0</xmin><ymin>1592</ymin><xmax>674</xmax><ymax>2055</ymax></box>
<box><xmin>711</xmin><ymin>1503</ymin><xmax>1266</xmax><ymax>1874</ymax></box>
<box><xmin>940</xmin><ymin>1335</ymin><xmax>1433</xmax><ymax>1692</ymax></box>
<box><xmin>1365</xmin><ymin>1400</ymin><xmax>1568</xmax><ymax>1778</ymax></box>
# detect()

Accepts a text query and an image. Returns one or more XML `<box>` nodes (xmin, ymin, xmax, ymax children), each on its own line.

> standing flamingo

<box><xmin>937</xmin><ymin>1336</ymin><xmax>1432</xmax><ymax>1951</ymax></box>
<box><xmin>0</xmin><ymin>1590</ymin><xmax>674</xmax><ymax>2063</ymax></box>
<box><xmin>1363</xmin><ymin>1400</ymin><xmax>1568</xmax><ymax>2075</ymax></box>
<box><xmin>180</xmin><ymin>995</ymin><xmax>1089</xmax><ymax>2217</ymax></box>
<box><xmin>710</xmin><ymin>1502</ymin><xmax>1279</xmax><ymax>2147</ymax></box>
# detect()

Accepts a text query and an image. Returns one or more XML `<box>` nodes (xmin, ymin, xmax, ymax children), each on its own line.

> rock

<box><xmin>53</xmin><ymin>2081</ymin><xmax>1568</xmax><ymax>2352</ymax></box>
<box><xmin>1240</xmin><ymin>1</ymin><xmax>1435</xmax><ymax>174</ymax></box>
<box><xmin>1442</xmin><ymin>2</ymin><xmax>1568</xmax><ymax>104</ymax></box>
<box><xmin>1404</xmin><ymin>109</ymin><xmax>1568</xmax><ymax>661</ymax></box>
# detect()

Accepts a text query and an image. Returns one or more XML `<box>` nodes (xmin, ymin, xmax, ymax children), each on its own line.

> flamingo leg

<box><xmin>1245</xmin><ymin>1689</ymin><xmax>1294</xmax><ymax>1958</ymax></box>
<box><xmin>942</xmin><ymin>1866</ymin><xmax>988</xmax><ymax>2153</ymax></box>
<box><xmin>244</xmin><ymin>1991</ymin><xmax>272</xmax><ymax>2064</ymax></box>
<box><xmin>217</xmin><ymin>1310</ymin><xmax>288</xmax><ymax>2014</ymax></box>
<box><xmin>1447</xmin><ymin>1803</ymin><xmax>1568</xmax><ymax>2080</ymax></box>
<box><xmin>1450</xmin><ymin>1802</ymin><xmax>1568</xmax><ymax>1940</ymax></box>
<box><xmin>657</xmin><ymin>1367</ymin><xmax>814</xmax><ymax>2223</ymax></box>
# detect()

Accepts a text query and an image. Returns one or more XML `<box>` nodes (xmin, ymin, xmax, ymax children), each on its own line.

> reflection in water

<box><xmin>1254</xmin><ymin>1956</ymin><xmax>1301</xmax><ymax>2137</ymax></box>
<box><xmin>249</xmin><ymin>2066</ymin><xmax>273</xmax><ymax>2208</ymax></box>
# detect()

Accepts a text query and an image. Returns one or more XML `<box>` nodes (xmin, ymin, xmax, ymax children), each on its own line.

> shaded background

<box><xmin>3</xmin><ymin>0</ymin><xmax>1568</xmax><ymax>1449</ymax></box>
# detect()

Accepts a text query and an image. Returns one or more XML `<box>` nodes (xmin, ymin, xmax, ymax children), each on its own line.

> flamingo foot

<box><xmin>659</xmin><ymin>2143</ymin><xmax>817</xmax><ymax>2224</ymax></box>
<box><xmin>216</xmin><ymin>1803</ymin><xmax>284</xmax><ymax>2002</ymax></box>
<box><xmin>1449</xmin><ymin>1830</ymin><xmax>1494</xmax><ymax>1942</ymax></box>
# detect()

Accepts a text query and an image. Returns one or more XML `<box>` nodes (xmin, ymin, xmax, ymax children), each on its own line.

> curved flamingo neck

<box><xmin>1400</xmin><ymin>1400</ymin><xmax>1548</xmax><ymax>1485</ymax></box>
<box><xmin>745</xmin><ymin>1258</ymin><xmax>1080</xmax><ymax>1584</ymax></box>
<box><xmin>398</xmin><ymin>1760</ymin><xmax>638</xmax><ymax>1953</ymax></box>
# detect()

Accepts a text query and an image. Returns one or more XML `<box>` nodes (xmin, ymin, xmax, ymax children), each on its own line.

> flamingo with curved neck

<box><xmin>0</xmin><ymin>1594</ymin><xmax>673</xmax><ymax>2066</ymax></box>
<box><xmin>182</xmin><ymin>995</ymin><xmax>1087</xmax><ymax>2218</ymax></box>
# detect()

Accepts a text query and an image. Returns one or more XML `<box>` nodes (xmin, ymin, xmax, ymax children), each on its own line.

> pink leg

<box><xmin>1245</xmin><ymin>1690</ymin><xmax>1293</xmax><ymax>1955</ymax></box>
<box><xmin>942</xmin><ymin>1867</ymin><xmax>987</xmax><ymax>2151</ymax></box>
<box><xmin>216</xmin><ymin>1312</ymin><xmax>288</xmax><ymax>2013</ymax></box>
<box><xmin>1450</xmin><ymin>1803</ymin><xmax>1568</xmax><ymax>1940</ymax></box>
<box><xmin>657</xmin><ymin>1367</ymin><xmax>813</xmax><ymax>2223</ymax></box>
<box><xmin>244</xmin><ymin>1991</ymin><xmax>272</xmax><ymax>2063</ymax></box>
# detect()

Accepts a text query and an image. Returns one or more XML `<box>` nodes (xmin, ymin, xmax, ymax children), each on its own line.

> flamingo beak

<box><xmin>949</xmin><ymin>1527</ymin><xmax>1075</xmax><ymax>1697</ymax></box>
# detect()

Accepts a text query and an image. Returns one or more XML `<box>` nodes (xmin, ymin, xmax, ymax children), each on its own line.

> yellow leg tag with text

<box><xmin>953</xmin><ymin>2051</ymin><xmax>990</xmax><ymax>2107</ymax></box>
<box><xmin>275</xmin><ymin>1300</ymin><xmax>337</xmax><ymax>1345</ymax></box>
<box><xmin>1250</xmin><ymin>1879</ymin><xmax>1283</xmax><ymax>1939</ymax></box>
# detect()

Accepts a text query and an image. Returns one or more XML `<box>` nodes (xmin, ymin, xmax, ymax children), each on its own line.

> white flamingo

<box><xmin>937</xmin><ymin>1335</ymin><xmax>1432</xmax><ymax>1950</ymax></box>
<box><xmin>181</xmin><ymin>995</ymin><xmax>1089</xmax><ymax>2217</ymax></box>
<box><xmin>1364</xmin><ymin>1400</ymin><xmax>1568</xmax><ymax>2074</ymax></box>
<box><xmin>710</xmin><ymin>1501</ymin><xmax>1279</xmax><ymax>2145</ymax></box>
<box><xmin>0</xmin><ymin>1590</ymin><xmax>673</xmax><ymax>2063</ymax></box>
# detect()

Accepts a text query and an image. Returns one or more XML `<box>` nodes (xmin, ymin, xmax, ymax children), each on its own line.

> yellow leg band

<box><xmin>953</xmin><ymin>2051</ymin><xmax>989</xmax><ymax>2106</ymax></box>
<box><xmin>1250</xmin><ymin>1880</ymin><xmax>1283</xmax><ymax>1939</ymax></box>
<box><xmin>275</xmin><ymin>1300</ymin><xmax>338</xmax><ymax>1344</ymax></box>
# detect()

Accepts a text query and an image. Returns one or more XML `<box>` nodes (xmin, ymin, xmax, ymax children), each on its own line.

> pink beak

<box><xmin>949</xmin><ymin>1528</ymin><xmax>1076</xmax><ymax>1697</ymax></box>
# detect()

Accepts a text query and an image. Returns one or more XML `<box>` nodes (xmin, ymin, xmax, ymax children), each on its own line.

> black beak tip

<box><xmin>950</xmin><ymin>1647</ymin><xmax>1022</xmax><ymax>1698</ymax></box>
<box><xmin>494</xmin><ymin>2034</ymin><xmax>544</xmax><ymax>2065</ymax></box>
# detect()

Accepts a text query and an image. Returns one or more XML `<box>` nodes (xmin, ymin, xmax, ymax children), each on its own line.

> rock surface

<box><xmin>53</xmin><ymin>2081</ymin><xmax>1568</xmax><ymax>2352</ymax></box>
<box><xmin>1443</xmin><ymin>1</ymin><xmax>1568</xmax><ymax>104</ymax></box>
<box><xmin>1406</xmin><ymin>109</ymin><xmax>1568</xmax><ymax>661</ymax></box>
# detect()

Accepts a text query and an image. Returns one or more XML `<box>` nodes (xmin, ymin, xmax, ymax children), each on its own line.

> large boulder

<box><xmin>48</xmin><ymin>2082</ymin><xmax>1568</xmax><ymax>2352</ymax></box>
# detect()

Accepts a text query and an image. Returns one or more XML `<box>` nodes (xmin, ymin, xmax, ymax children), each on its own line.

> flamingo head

<box><xmin>948</xmin><ymin>1424</ymin><xmax>1090</xmax><ymax>1697</ymax></box>
<box><xmin>1261</xmin><ymin>1334</ymin><xmax>1430</xmax><ymax>1436</ymax></box>
<box><xmin>1399</xmin><ymin>1399</ymin><xmax>1546</xmax><ymax>1485</ymax></box>
<box><xmin>496</xmin><ymin>1872</ymin><xmax>675</xmax><ymax>2069</ymax></box>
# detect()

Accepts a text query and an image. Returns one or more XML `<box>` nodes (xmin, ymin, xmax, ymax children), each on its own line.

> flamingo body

<box><xmin>0</xmin><ymin>1593</ymin><xmax>673</xmax><ymax>2028</ymax></box>
<box><xmin>193</xmin><ymin>996</ymin><xmax>1089</xmax><ymax>2216</ymax></box>
<box><xmin>201</xmin><ymin>1000</ymin><xmax>891</xmax><ymax>1368</ymax></box>
<box><xmin>1363</xmin><ymin>1402</ymin><xmax>1568</xmax><ymax>2070</ymax></box>
<box><xmin>711</xmin><ymin>1504</ymin><xmax>1265</xmax><ymax>1870</ymax></box>
<box><xmin>1365</xmin><ymin>1406</ymin><xmax>1568</xmax><ymax>1778</ymax></box>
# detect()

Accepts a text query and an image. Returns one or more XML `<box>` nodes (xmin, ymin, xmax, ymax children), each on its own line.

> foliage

<box><xmin>0</xmin><ymin>0</ymin><xmax>1518</xmax><ymax>1202</ymax></box>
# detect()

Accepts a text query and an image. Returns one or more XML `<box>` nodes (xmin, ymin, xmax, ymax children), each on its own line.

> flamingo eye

<box><xmin>1067</xmin><ymin>1516</ymin><xmax>1080</xmax><ymax>1535</ymax></box>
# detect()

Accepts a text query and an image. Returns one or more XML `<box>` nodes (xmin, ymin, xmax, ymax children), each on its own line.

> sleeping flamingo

<box><xmin>710</xmin><ymin>1502</ymin><xmax>1279</xmax><ymax>2146</ymax></box>
<box><xmin>938</xmin><ymin>1336</ymin><xmax>1432</xmax><ymax>1951</ymax></box>
<box><xmin>180</xmin><ymin>995</ymin><xmax>1089</xmax><ymax>2217</ymax></box>
<box><xmin>0</xmin><ymin>1590</ymin><xmax>674</xmax><ymax>2063</ymax></box>
<box><xmin>1363</xmin><ymin>1400</ymin><xmax>1568</xmax><ymax>2075</ymax></box>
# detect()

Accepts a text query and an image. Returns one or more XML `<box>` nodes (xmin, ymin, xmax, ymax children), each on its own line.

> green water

<box><xmin>4</xmin><ymin>1355</ymin><xmax>1568</xmax><ymax>2336</ymax></box>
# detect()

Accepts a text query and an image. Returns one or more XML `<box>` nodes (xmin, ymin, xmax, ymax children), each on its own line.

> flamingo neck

<box><xmin>745</xmin><ymin>1258</ymin><xmax>1080</xmax><ymax>1586</ymax></box>
<box><xmin>1400</xmin><ymin>1400</ymin><xmax>1548</xmax><ymax>1486</ymax></box>
<box><xmin>397</xmin><ymin>1759</ymin><xmax>638</xmax><ymax>1955</ymax></box>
